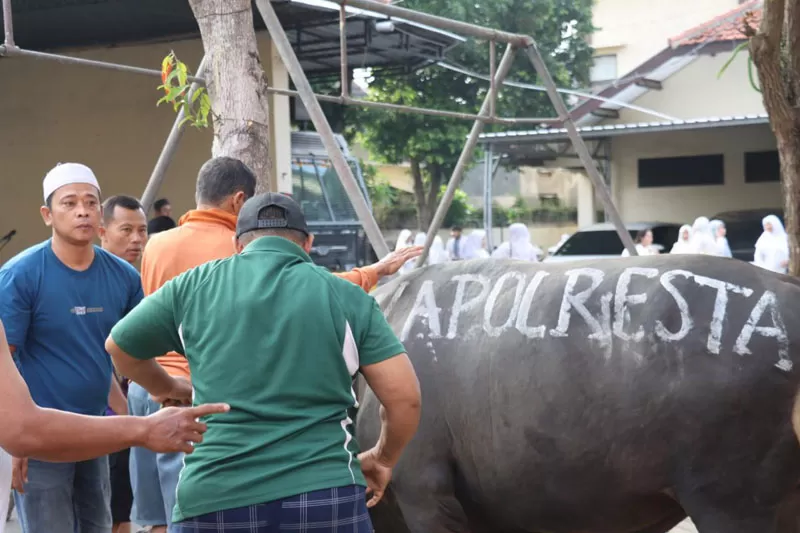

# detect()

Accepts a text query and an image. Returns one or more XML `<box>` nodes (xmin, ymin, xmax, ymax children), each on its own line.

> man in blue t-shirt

<box><xmin>0</xmin><ymin>163</ymin><xmax>144</xmax><ymax>533</ymax></box>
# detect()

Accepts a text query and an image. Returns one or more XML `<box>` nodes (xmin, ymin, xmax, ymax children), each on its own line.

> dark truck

<box><xmin>291</xmin><ymin>131</ymin><xmax>377</xmax><ymax>272</ymax></box>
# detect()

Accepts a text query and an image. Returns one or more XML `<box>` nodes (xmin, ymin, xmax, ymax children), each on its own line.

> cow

<box><xmin>355</xmin><ymin>255</ymin><xmax>800</xmax><ymax>533</ymax></box>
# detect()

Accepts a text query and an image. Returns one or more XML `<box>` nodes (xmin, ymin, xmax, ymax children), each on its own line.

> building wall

<box><xmin>609</xmin><ymin>52</ymin><xmax>767</xmax><ymax>124</ymax></box>
<box><xmin>611</xmin><ymin>123</ymin><xmax>781</xmax><ymax>223</ymax></box>
<box><xmin>591</xmin><ymin>0</ymin><xmax>739</xmax><ymax>75</ymax></box>
<box><xmin>0</xmin><ymin>34</ymin><xmax>291</xmax><ymax>263</ymax></box>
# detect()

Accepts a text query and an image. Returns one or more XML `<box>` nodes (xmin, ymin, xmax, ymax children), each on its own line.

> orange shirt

<box><xmin>140</xmin><ymin>208</ymin><xmax>380</xmax><ymax>379</ymax></box>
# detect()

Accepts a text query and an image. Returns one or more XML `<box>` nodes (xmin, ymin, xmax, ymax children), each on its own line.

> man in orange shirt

<box><xmin>128</xmin><ymin>157</ymin><xmax>421</xmax><ymax>533</ymax></box>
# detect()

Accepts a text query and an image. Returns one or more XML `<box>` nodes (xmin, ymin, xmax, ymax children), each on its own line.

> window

<box><xmin>590</xmin><ymin>55</ymin><xmax>617</xmax><ymax>84</ymax></box>
<box><xmin>637</xmin><ymin>154</ymin><xmax>724</xmax><ymax>188</ymax></box>
<box><xmin>744</xmin><ymin>150</ymin><xmax>780</xmax><ymax>183</ymax></box>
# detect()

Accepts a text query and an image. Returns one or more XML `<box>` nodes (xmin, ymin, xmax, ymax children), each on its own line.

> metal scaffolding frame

<box><xmin>0</xmin><ymin>0</ymin><xmax>638</xmax><ymax>261</ymax></box>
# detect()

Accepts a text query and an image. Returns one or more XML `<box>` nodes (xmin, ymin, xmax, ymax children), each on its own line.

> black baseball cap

<box><xmin>235</xmin><ymin>192</ymin><xmax>310</xmax><ymax>238</ymax></box>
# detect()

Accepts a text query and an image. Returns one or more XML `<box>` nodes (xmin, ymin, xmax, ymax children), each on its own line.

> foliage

<box><xmin>441</xmin><ymin>186</ymin><xmax>475</xmax><ymax>228</ymax></box>
<box><xmin>157</xmin><ymin>51</ymin><xmax>212</xmax><ymax>129</ymax></box>
<box><xmin>351</xmin><ymin>0</ymin><xmax>594</xmax><ymax>227</ymax></box>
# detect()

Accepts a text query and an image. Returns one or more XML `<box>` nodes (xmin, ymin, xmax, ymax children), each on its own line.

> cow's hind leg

<box><xmin>680</xmin><ymin>497</ymin><xmax>776</xmax><ymax>533</ymax></box>
<box><xmin>391</xmin><ymin>462</ymin><xmax>472</xmax><ymax>533</ymax></box>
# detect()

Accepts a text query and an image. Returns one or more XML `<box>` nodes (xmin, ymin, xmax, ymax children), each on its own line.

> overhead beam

<box><xmin>634</xmin><ymin>78</ymin><xmax>663</xmax><ymax>90</ymax></box>
<box><xmin>523</xmin><ymin>44</ymin><xmax>637</xmax><ymax>255</ymax></box>
<box><xmin>415</xmin><ymin>44</ymin><xmax>518</xmax><ymax>267</ymax></box>
<box><xmin>591</xmin><ymin>108</ymin><xmax>620</xmax><ymax>119</ymax></box>
<box><xmin>254</xmin><ymin>0</ymin><xmax>391</xmax><ymax>259</ymax></box>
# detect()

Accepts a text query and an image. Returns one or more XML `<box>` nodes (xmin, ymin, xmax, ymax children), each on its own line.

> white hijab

<box><xmin>462</xmin><ymin>230</ymin><xmax>489</xmax><ymax>259</ymax></box>
<box><xmin>690</xmin><ymin>217</ymin><xmax>720</xmax><ymax>255</ymax></box>
<box><xmin>429</xmin><ymin>235</ymin><xmax>448</xmax><ymax>265</ymax></box>
<box><xmin>395</xmin><ymin>229</ymin><xmax>412</xmax><ymax>252</ymax></box>
<box><xmin>670</xmin><ymin>225</ymin><xmax>694</xmax><ymax>254</ymax></box>
<box><xmin>754</xmin><ymin>214</ymin><xmax>788</xmax><ymax>273</ymax></box>
<box><xmin>400</xmin><ymin>232</ymin><xmax>427</xmax><ymax>273</ymax></box>
<box><xmin>709</xmin><ymin>219</ymin><xmax>733</xmax><ymax>258</ymax></box>
<box><xmin>491</xmin><ymin>223</ymin><xmax>539</xmax><ymax>261</ymax></box>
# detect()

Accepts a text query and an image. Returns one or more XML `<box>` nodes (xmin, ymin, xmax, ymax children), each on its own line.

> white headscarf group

<box><xmin>754</xmin><ymin>214</ymin><xmax>789</xmax><ymax>274</ymax></box>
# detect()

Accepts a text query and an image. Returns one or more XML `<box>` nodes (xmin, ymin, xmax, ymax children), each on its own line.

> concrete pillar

<box><xmin>576</xmin><ymin>171</ymin><xmax>596</xmax><ymax>229</ymax></box>
<box><xmin>266</xmin><ymin>38</ymin><xmax>293</xmax><ymax>193</ymax></box>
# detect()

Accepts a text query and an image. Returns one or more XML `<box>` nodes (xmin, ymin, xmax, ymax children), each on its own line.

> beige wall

<box><xmin>608</xmin><ymin>52</ymin><xmax>766</xmax><ymax>124</ymax></box>
<box><xmin>610</xmin><ymin>123</ymin><xmax>781</xmax><ymax>223</ymax></box>
<box><xmin>0</xmin><ymin>35</ymin><xmax>293</xmax><ymax>263</ymax></box>
<box><xmin>592</xmin><ymin>0</ymin><xmax>739</xmax><ymax>74</ymax></box>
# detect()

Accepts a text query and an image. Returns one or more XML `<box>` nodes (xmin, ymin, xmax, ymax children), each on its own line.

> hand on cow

<box><xmin>358</xmin><ymin>447</ymin><xmax>394</xmax><ymax>507</ymax></box>
<box><xmin>374</xmin><ymin>246</ymin><xmax>424</xmax><ymax>277</ymax></box>
<box><xmin>141</xmin><ymin>403</ymin><xmax>230</xmax><ymax>454</ymax></box>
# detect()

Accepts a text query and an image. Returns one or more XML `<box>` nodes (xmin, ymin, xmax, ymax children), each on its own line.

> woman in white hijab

<box><xmin>710</xmin><ymin>219</ymin><xmax>733</xmax><ymax>258</ymax></box>
<box><xmin>394</xmin><ymin>229</ymin><xmax>413</xmax><ymax>252</ymax></box>
<box><xmin>491</xmin><ymin>223</ymin><xmax>539</xmax><ymax>261</ymax></box>
<box><xmin>399</xmin><ymin>232</ymin><xmax>426</xmax><ymax>273</ymax></box>
<box><xmin>462</xmin><ymin>229</ymin><xmax>489</xmax><ymax>259</ymax></box>
<box><xmin>429</xmin><ymin>235</ymin><xmax>449</xmax><ymax>265</ymax></box>
<box><xmin>621</xmin><ymin>228</ymin><xmax>659</xmax><ymax>256</ymax></box>
<box><xmin>670</xmin><ymin>225</ymin><xmax>693</xmax><ymax>254</ymax></box>
<box><xmin>689</xmin><ymin>217</ymin><xmax>720</xmax><ymax>255</ymax></box>
<box><xmin>754</xmin><ymin>214</ymin><xmax>789</xmax><ymax>274</ymax></box>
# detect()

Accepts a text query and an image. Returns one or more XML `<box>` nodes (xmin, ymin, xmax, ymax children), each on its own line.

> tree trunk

<box><xmin>410</xmin><ymin>158</ymin><xmax>429</xmax><ymax>230</ymax></box>
<box><xmin>749</xmin><ymin>0</ymin><xmax>800</xmax><ymax>274</ymax></box>
<box><xmin>410</xmin><ymin>159</ymin><xmax>446</xmax><ymax>230</ymax></box>
<box><xmin>188</xmin><ymin>0</ymin><xmax>273</xmax><ymax>192</ymax></box>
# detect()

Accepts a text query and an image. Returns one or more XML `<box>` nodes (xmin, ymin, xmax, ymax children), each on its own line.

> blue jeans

<box><xmin>127</xmin><ymin>382</ymin><xmax>185</xmax><ymax>527</ymax></box>
<box><xmin>13</xmin><ymin>456</ymin><xmax>111</xmax><ymax>533</ymax></box>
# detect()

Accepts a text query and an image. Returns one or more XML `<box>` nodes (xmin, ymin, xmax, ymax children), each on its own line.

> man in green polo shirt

<box><xmin>105</xmin><ymin>192</ymin><xmax>421</xmax><ymax>533</ymax></box>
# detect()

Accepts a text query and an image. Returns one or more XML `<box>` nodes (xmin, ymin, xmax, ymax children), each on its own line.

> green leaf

<box><xmin>176</xmin><ymin>61</ymin><xmax>189</xmax><ymax>88</ymax></box>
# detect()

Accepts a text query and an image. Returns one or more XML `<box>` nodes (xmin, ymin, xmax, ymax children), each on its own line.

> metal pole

<box><xmin>0</xmin><ymin>46</ymin><xmax>205</xmax><ymax>84</ymax></box>
<box><xmin>483</xmin><ymin>145</ymin><xmax>494</xmax><ymax>252</ymax></box>
<box><xmin>141</xmin><ymin>56</ymin><xmax>209</xmax><ymax>214</ymax></box>
<box><xmin>254</xmin><ymin>0</ymin><xmax>390</xmax><ymax>259</ymax></box>
<box><xmin>339</xmin><ymin>4</ymin><xmax>349</xmax><ymax>99</ymax></box>
<box><xmin>523</xmin><ymin>44</ymin><xmax>637</xmax><ymax>255</ymax></box>
<box><xmin>488</xmin><ymin>41</ymin><xmax>496</xmax><ymax>119</ymax></box>
<box><xmin>326</xmin><ymin>0</ymin><xmax>529</xmax><ymax>46</ymax></box>
<box><xmin>3</xmin><ymin>0</ymin><xmax>14</xmax><ymax>46</ymax></box>
<box><xmin>415</xmin><ymin>44</ymin><xmax>516</xmax><ymax>267</ymax></box>
<box><xmin>264</xmin><ymin>87</ymin><xmax>558</xmax><ymax>125</ymax></box>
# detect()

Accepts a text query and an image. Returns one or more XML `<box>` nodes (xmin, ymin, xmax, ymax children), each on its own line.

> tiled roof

<box><xmin>670</xmin><ymin>0</ymin><xmax>762</xmax><ymax>47</ymax></box>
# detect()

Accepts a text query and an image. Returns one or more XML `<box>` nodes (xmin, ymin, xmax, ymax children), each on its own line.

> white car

<box><xmin>542</xmin><ymin>222</ymin><xmax>682</xmax><ymax>264</ymax></box>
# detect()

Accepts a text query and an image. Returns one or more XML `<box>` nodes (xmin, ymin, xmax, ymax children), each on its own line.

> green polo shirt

<box><xmin>109</xmin><ymin>236</ymin><xmax>405</xmax><ymax>522</ymax></box>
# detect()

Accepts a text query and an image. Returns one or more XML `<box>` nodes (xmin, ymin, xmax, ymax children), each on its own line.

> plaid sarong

<box><xmin>172</xmin><ymin>485</ymin><xmax>373</xmax><ymax>532</ymax></box>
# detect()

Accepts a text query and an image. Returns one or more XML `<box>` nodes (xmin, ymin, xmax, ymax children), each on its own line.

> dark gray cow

<box><xmin>356</xmin><ymin>255</ymin><xmax>800</xmax><ymax>533</ymax></box>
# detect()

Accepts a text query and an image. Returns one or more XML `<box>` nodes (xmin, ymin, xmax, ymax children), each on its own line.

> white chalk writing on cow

<box><xmin>390</xmin><ymin>266</ymin><xmax>793</xmax><ymax>371</ymax></box>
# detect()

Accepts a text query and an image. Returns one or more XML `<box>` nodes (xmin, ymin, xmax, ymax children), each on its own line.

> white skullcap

<box><xmin>42</xmin><ymin>163</ymin><xmax>101</xmax><ymax>203</ymax></box>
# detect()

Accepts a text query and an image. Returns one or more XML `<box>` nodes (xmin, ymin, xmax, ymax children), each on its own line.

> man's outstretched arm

<box><xmin>335</xmin><ymin>246</ymin><xmax>424</xmax><ymax>291</ymax></box>
<box><xmin>0</xmin><ymin>320</ymin><xmax>228</xmax><ymax>461</ymax></box>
